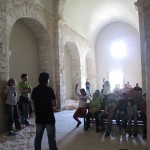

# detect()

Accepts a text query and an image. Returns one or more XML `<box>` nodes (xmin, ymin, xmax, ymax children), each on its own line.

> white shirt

<box><xmin>75</xmin><ymin>89</ymin><xmax>91</xmax><ymax>107</ymax></box>
<box><xmin>4</xmin><ymin>86</ymin><xmax>17</xmax><ymax>105</ymax></box>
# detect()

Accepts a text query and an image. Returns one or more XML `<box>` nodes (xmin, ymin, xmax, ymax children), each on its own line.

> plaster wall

<box><xmin>64</xmin><ymin>47</ymin><xmax>72</xmax><ymax>99</ymax></box>
<box><xmin>96</xmin><ymin>22</ymin><xmax>142</xmax><ymax>90</ymax></box>
<box><xmin>57</xmin><ymin>20</ymin><xmax>96</xmax><ymax>105</ymax></box>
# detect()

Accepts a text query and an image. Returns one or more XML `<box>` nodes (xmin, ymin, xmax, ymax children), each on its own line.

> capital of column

<box><xmin>135</xmin><ymin>0</ymin><xmax>143</xmax><ymax>8</ymax></box>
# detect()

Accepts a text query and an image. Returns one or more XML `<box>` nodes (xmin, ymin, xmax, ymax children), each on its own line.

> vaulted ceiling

<box><xmin>63</xmin><ymin>0</ymin><xmax>139</xmax><ymax>44</ymax></box>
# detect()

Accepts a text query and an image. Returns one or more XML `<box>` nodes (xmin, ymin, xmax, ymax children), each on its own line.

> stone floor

<box><xmin>29</xmin><ymin>110</ymin><xmax>147</xmax><ymax>150</ymax></box>
<box><xmin>0</xmin><ymin>105</ymin><xmax>147</xmax><ymax>150</ymax></box>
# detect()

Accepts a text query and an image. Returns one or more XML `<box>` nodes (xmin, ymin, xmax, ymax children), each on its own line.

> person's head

<box><xmin>86</xmin><ymin>79</ymin><xmax>89</xmax><ymax>82</ymax></box>
<box><xmin>21</xmin><ymin>74</ymin><xmax>28</xmax><ymax>82</ymax></box>
<box><xmin>95</xmin><ymin>89</ymin><xmax>100</xmax><ymax>94</ymax></box>
<box><xmin>105</xmin><ymin>81</ymin><xmax>110</xmax><ymax>86</ymax></box>
<box><xmin>80</xmin><ymin>88</ymin><xmax>86</xmax><ymax>96</ymax></box>
<box><xmin>39</xmin><ymin>72</ymin><xmax>49</xmax><ymax>85</ymax></box>
<box><xmin>92</xmin><ymin>92</ymin><xmax>98</xmax><ymax>100</ymax></box>
<box><xmin>136</xmin><ymin>83</ymin><xmax>139</xmax><ymax>87</ymax></box>
<box><xmin>7</xmin><ymin>78</ymin><xmax>16</xmax><ymax>87</ymax></box>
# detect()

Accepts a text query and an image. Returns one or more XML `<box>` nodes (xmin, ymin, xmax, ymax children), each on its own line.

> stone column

<box><xmin>135</xmin><ymin>0</ymin><xmax>146</xmax><ymax>92</ymax></box>
<box><xmin>86</xmin><ymin>50</ymin><xmax>97</xmax><ymax>93</ymax></box>
<box><xmin>136</xmin><ymin>1</ymin><xmax>150</xmax><ymax>148</ymax></box>
<box><xmin>144</xmin><ymin>2</ymin><xmax>150</xmax><ymax>149</ymax></box>
<box><xmin>0</xmin><ymin>0</ymin><xmax>9</xmax><ymax>133</ymax></box>
<box><xmin>54</xmin><ymin>0</ymin><xmax>67</xmax><ymax>109</ymax></box>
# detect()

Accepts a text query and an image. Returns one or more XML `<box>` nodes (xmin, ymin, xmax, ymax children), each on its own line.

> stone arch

<box><xmin>9</xmin><ymin>17</ymin><xmax>54</xmax><ymax>87</ymax></box>
<box><xmin>64</xmin><ymin>42</ymin><xmax>81</xmax><ymax>99</ymax></box>
<box><xmin>6</xmin><ymin>2</ymin><xmax>55</xmax><ymax>87</ymax></box>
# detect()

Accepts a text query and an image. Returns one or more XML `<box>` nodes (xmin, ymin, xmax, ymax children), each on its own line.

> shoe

<box><xmin>96</xmin><ymin>127</ymin><xmax>99</xmax><ymax>133</ymax></box>
<box><xmin>76</xmin><ymin>121</ymin><xmax>81</xmax><ymax>127</ymax></box>
<box><xmin>99</xmin><ymin>128</ymin><xmax>105</xmax><ymax>132</ymax></box>
<box><xmin>105</xmin><ymin>131</ymin><xmax>110</xmax><ymax>137</ymax></box>
<box><xmin>7</xmin><ymin>131</ymin><xmax>16</xmax><ymax>136</ymax></box>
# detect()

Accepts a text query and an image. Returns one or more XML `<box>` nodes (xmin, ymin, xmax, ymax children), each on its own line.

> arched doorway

<box><xmin>64</xmin><ymin>42</ymin><xmax>81</xmax><ymax>100</ymax></box>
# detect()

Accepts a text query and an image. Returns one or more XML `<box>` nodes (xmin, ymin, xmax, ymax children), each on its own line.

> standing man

<box><xmin>86</xmin><ymin>79</ymin><xmax>91</xmax><ymax>97</ymax></box>
<box><xmin>18</xmin><ymin>74</ymin><xmax>32</xmax><ymax>126</ymax></box>
<box><xmin>31</xmin><ymin>72</ymin><xmax>58</xmax><ymax>150</ymax></box>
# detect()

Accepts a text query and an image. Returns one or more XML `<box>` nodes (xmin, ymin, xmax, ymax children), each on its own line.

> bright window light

<box><xmin>109</xmin><ymin>71</ymin><xmax>124</xmax><ymax>90</ymax></box>
<box><xmin>111</xmin><ymin>41</ymin><xmax>126</xmax><ymax>59</ymax></box>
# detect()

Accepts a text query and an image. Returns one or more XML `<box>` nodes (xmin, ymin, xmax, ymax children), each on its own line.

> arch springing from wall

<box><xmin>64</xmin><ymin>42</ymin><xmax>81</xmax><ymax>100</ymax></box>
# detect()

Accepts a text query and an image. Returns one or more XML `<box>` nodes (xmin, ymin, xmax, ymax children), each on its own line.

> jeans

<box><xmin>5</xmin><ymin>104</ymin><xmax>21</xmax><ymax>131</ymax></box>
<box><xmin>35</xmin><ymin>124</ymin><xmax>58</xmax><ymax>150</ymax></box>
<box><xmin>116</xmin><ymin>111</ymin><xmax>128</xmax><ymax>130</ymax></box>
<box><xmin>20</xmin><ymin>102</ymin><xmax>30</xmax><ymax>125</ymax></box>
<box><xmin>99</xmin><ymin>111</ymin><xmax>116</xmax><ymax>132</ymax></box>
<box><xmin>127</xmin><ymin>116</ymin><xmax>138</xmax><ymax>134</ymax></box>
<box><xmin>19</xmin><ymin>96</ymin><xmax>30</xmax><ymax>125</ymax></box>
<box><xmin>86</xmin><ymin>111</ymin><xmax>101</xmax><ymax>127</ymax></box>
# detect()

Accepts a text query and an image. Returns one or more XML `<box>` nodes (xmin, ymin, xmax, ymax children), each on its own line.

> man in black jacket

<box><xmin>31</xmin><ymin>72</ymin><xmax>58</xmax><ymax>150</ymax></box>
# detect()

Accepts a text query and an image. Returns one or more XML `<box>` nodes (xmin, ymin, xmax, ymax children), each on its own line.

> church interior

<box><xmin>0</xmin><ymin>0</ymin><xmax>150</xmax><ymax>149</ymax></box>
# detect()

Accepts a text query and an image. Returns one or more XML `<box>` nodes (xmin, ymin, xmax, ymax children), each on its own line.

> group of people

<box><xmin>3</xmin><ymin>72</ymin><xmax>58</xmax><ymax>150</ymax></box>
<box><xmin>73</xmin><ymin>80</ymin><xmax>147</xmax><ymax>139</ymax></box>
<box><xmin>3</xmin><ymin>74</ymin><xmax>32</xmax><ymax>136</ymax></box>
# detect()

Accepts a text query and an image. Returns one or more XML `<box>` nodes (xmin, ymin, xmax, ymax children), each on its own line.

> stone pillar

<box><xmin>135</xmin><ymin>0</ymin><xmax>146</xmax><ymax>92</ymax></box>
<box><xmin>144</xmin><ymin>2</ymin><xmax>150</xmax><ymax>149</ymax></box>
<box><xmin>86</xmin><ymin>50</ymin><xmax>97</xmax><ymax>93</ymax></box>
<box><xmin>54</xmin><ymin>0</ymin><xmax>67</xmax><ymax>109</ymax></box>
<box><xmin>0</xmin><ymin>0</ymin><xmax>9</xmax><ymax>133</ymax></box>
<box><xmin>136</xmin><ymin>1</ymin><xmax>150</xmax><ymax>148</ymax></box>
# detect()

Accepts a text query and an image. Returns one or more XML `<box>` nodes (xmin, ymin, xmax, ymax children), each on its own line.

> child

<box><xmin>73</xmin><ymin>84</ymin><xmax>91</xmax><ymax>127</ymax></box>
<box><xmin>85</xmin><ymin>92</ymin><xmax>101</xmax><ymax>132</ymax></box>
<box><xmin>3</xmin><ymin>78</ymin><xmax>21</xmax><ymax>136</ymax></box>
<box><xmin>18</xmin><ymin>74</ymin><xmax>32</xmax><ymax>126</ymax></box>
<box><xmin>99</xmin><ymin>93</ymin><xmax>118</xmax><ymax>137</ymax></box>
<box><xmin>127</xmin><ymin>98</ymin><xmax>138</xmax><ymax>137</ymax></box>
<box><xmin>116</xmin><ymin>92</ymin><xmax>128</xmax><ymax>134</ymax></box>
<box><xmin>86</xmin><ymin>79</ymin><xmax>91</xmax><ymax>97</ymax></box>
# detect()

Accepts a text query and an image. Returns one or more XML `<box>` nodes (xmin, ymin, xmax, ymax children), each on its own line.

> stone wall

<box><xmin>56</xmin><ymin>20</ymin><xmax>95</xmax><ymax>108</ymax></box>
<box><xmin>0</xmin><ymin>0</ymin><xmax>55</xmax><ymax>134</ymax></box>
<box><xmin>0</xmin><ymin>0</ymin><xmax>96</xmax><ymax>134</ymax></box>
